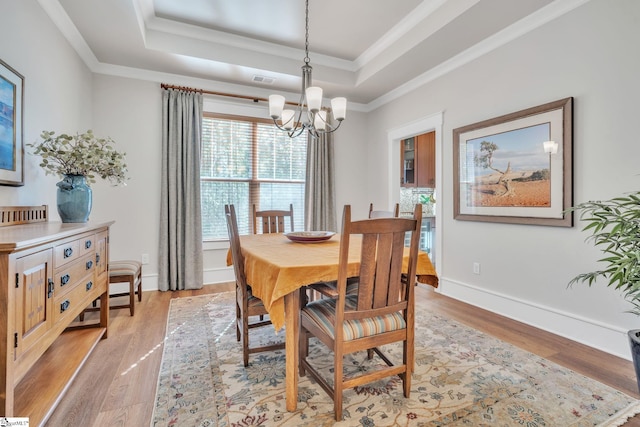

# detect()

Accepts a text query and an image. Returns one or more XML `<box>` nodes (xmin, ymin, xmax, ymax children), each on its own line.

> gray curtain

<box><xmin>159</xmin><ymin>88</ymin><xmax>204</xmax><ymax>291</ymax></box>
<box><xmin>304</xmin><ymin>130</ymin><xmax>337</xmax><ymax>231</ymax></box>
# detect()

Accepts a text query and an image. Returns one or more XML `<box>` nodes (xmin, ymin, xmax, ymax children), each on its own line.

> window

<box><xmin>200</xmin><ymin>113</ymin><xmax>307</xmax><ymax>240</ymax></box>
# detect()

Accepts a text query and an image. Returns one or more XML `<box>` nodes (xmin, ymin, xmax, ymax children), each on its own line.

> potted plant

<box><xmin>28</xmin><ymin>130</ymin><xmax>128</xmax><ymax>223</ymax></box>
<box><xmin>569</xmin><ymin>191</ymin><xmax>640</xmax><ymax>390</ymax></box>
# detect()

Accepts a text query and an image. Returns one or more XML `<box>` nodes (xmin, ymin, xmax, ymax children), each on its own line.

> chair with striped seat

<box><xmin>299</xmin><ymin>203</ymin><xmax>422</xmax><ymax>421</ymax></box>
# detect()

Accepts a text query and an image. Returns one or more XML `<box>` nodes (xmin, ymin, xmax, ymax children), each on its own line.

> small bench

<box><xmin>80</xmin><ymin>260</ymin><xmax>142</xmax><ymax>319</ymax></box>
<box><xmin>108</xmin><ymin>260</ymin><xmax>143</xmax><ymax>316</ymax></box>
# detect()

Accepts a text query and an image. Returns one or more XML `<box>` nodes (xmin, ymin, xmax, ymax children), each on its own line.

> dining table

<box><xmin>226</xmin><ymin>231</ymin><xmax>438</xmax><ymax>412</ymax></box>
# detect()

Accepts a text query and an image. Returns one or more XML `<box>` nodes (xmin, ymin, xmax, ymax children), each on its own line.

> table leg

<box><xmin>284</xmin><ymin>290</ymin><xmax>300</xmax><ymax>411</ymax></box>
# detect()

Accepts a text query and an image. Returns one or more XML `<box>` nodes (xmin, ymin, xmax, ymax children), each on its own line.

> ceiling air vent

<box><xmin>252</xmin><ymin>75</ymin><xmax>275</xmax><ymax>85</ymax></box>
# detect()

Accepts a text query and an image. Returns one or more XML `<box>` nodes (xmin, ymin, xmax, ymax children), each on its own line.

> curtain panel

<box><xmin>159</xmin><ymin>89</ymin><xmax>204</xmax><ymax>291</ymax></box>
<box><xmin>304</xmin><ymin>130</ymin><xmax>337</xmax><ymax>232</ymax></box>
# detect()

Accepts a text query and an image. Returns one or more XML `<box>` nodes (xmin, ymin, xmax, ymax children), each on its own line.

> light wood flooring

<box><xmin>44</xmin><ymin>283</ymin><xmax>640</xmax><ymax>426</ymax></box>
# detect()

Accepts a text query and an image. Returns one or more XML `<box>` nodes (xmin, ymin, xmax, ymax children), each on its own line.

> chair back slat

<box><xmin>252</xmin><ymin>204</ymin><xmax>294</xmax><ymax>234</ymax></box>
<box><xmin>340</xmin><ymin>204</ymin><xmax>422</xmax><ymax>319</ymax></box>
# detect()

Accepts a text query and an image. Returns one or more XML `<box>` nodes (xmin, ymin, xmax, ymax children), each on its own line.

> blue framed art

<box><xmin>0</xmin><ymin>59</ymin><xmax>24</xmax><ymax>186</ymax></box>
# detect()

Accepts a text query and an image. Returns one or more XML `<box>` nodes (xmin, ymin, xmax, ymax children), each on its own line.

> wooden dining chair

<box><xmin>252</xmin><ymin>203</ymin><xmax>294</xmax><ymax>234</ymax></box>
<box><xmin>368</xmin><ymin>202</ymin><xmax>400</xmax><ymax>218</ymax></box>
<box><xmin>299</xmin><ymin>203</ymin><xmax>422</xmax><ymax>420</ymax></box>
<box><xmin>225</xmin><ymin>204</ymin><xmax>285</xmax><ymax>366</ymax></box>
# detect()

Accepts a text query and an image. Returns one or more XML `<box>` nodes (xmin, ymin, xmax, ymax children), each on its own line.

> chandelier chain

<box><xmin>304</xmin><ymin>0</ymin><xmax>310</xmax><ymax>65</ymax></box>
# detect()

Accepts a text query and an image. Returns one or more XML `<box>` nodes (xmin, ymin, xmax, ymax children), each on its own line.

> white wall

<box><xmin>0</xmin><ymin>0</ymin><xmax>93</xmax><ymax>208</ymax></box>
<box><xmin>365</xmin><ymin>0</ymin><xmax>640</xmax><ymax>359</ymax></box>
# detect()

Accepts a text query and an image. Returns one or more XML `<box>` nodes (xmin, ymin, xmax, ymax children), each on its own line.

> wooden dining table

<box><xmin>227</xmin><ymin>232</ymin><xmax>438</xmax><ymax>411</ymax></box>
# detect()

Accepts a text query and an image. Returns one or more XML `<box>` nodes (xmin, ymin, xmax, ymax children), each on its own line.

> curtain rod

<box><xmin>160</xmin><ymin>83</ymin><xmax>298</xmax><ymax>106</ymax></box>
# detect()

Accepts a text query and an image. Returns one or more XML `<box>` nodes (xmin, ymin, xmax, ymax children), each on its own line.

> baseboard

<box><xmin>439</xmin><ymin>277</ymin><xmax>632</xmax><ymax>361</ymax></box>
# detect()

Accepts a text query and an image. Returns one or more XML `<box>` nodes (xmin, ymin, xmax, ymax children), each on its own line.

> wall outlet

<box><xmin>141</xmin><ymin>253</ymin><xmax>150</xmax><ymax>264</ymax></box>
<box><xmin>473</xmin><ymin>262</ymin><xmax>480</xmax><ymax>275</ymax></box>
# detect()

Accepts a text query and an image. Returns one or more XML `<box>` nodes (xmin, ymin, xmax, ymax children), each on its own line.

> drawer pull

<box><xmin>85</xmin><ymin>240</ymin><xmax>92</xmax><ymax>249</ymax></box>
<box><xmin>64</xmin><ymin>247</ymin><xmax>73</xmax><ymax>258</ymax></box>
<box><xmin>48</xmin><ymin>278</ymin><xmax>54</xmax><ymax>298</ymax></box>
<box><xmin>86</xmin><ymin>260</ymin><xmax>93</xmax><ymax>270</ymax></box>
<box><xmin>86</xmin><ymin>281</ymin><xmax>93</xmax><ymax>291</ymax></box>
<box><xmin>60</xmin><ymin>274</ymin><xmax>70</xmax><ymax>286</ymax></box>
<box><xmin>60</xmin><ymin>300</ymin><xmax>70</xmax><ymax>312</ymax></box>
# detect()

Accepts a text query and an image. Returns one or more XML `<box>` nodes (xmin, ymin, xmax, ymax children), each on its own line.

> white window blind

<box><xmin>200</xmin><ymin>113</ymin><xmax>307</xmax><ymax>240</ymax></box>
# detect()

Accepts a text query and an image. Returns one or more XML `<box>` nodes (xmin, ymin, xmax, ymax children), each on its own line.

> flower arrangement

<box><xmin>28</xmin><ymin>130</ymin><xmax>128</xmax><ymax>185</ymax></box>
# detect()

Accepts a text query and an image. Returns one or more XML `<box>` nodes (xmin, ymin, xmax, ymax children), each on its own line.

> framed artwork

<box><xmin>453</xmin><ymin>97</ymin><xmax>572</xmax><ymax>226</ymax></box>
<box><xmin>0</xmin><ymin>59</ymin><xmax>24</xmax><ymax>186</ymax></box>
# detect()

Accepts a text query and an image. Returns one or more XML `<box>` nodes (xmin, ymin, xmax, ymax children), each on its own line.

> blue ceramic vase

<box><xmin>56</xmin><ymin>174</ymin><xmax>92</xmax><ymax>223</ymax></box>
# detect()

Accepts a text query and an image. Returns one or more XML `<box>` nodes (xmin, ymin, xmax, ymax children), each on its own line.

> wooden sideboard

<box><xmin>0</xmin><ymin>219</ymin><xmax>113</xmax><ymax>425</ymax></box>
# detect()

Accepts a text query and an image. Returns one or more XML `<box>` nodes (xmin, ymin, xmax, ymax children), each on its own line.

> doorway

<box><xmin>387</xmin><ymin>112</ymin><xmax>443</xmax><ymax>269</ymax></box>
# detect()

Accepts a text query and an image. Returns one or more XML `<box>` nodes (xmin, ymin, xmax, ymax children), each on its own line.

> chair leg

<box><xmin>129</xmin><ymin>277</ymin><xmax>135</xmax><ymax>316</ymax></box>
<box><xmin>235</xmin><ymin>300</ymin><xmax>241</xmax><ymax>342</ymax></box>
<box><xmin>299</xmin><ymin>327</ymin><xmax>308</xmax><ymax>377</ymax></box>
<box><xmin>334</xmin><ymin>354</ymin><xmax>343</xmax><ymax>421</ymax></box>
<box><xmin>242</xmin><ymin>311</ymin><xmax>250</xmax><ymax>367</ymax></box>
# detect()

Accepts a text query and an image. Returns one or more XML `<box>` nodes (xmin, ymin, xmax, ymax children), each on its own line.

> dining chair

<box><xmin>368</xmin><ymin>202</ymin><xmax>400</xmax><ymax>218</ymax></box>
<box><xmin>299</xmin><ymin>203</ymin><xmax>422</xmax><ymax>420</ymax></box>
<box><xmin>252</xmin><ymin>203</ymin><xmax>294</xmax><ymax>234</ymax></box>
<box><xmin>225</xmin><ymin>204</ymin><xmax>285</xmax><ymax>366</ymax></box>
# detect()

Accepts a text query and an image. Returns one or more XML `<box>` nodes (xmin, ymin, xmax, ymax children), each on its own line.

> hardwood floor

<box><xmin>45</xmin><ymin>283</ymin><xmax>640</xmax><ymax>426</ymax></box>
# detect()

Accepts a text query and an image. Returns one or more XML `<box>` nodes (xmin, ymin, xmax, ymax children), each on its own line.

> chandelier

<box><xmin>268</xmin><ymin>0</ymin><xmax>347</xmax><ymax>139</ymax></box>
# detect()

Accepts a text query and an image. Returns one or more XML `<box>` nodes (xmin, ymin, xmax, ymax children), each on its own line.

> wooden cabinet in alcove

<box><xmin>401</xmin><ymin>131</ymin><xmax>435</xmax><ymax>188</ymax></box>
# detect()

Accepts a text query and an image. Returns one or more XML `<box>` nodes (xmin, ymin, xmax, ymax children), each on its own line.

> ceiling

<box><xmin>40</xmin><ymin>0</ymin><xmax>583</xmax><ymax>110</ymax></box>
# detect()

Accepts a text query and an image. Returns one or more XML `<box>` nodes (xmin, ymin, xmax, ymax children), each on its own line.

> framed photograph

<box><xmin>0</xmin><ymin>59</ymin><xmax>24</xmax><ymax>186</ymax></box>
<box><xmin>453</xmin><ymin>97</ymin><xmax>572</xmax><ymax>226</ymax></box>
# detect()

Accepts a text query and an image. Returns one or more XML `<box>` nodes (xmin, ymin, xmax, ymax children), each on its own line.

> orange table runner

<box><xmin>227</xmin><ymin>233</ymin><xmax>438</xmax><ymax>331</ymax></box>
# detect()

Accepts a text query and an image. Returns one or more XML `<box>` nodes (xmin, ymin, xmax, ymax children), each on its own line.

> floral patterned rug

<box><xmin>151</xmin><ymin>292</ymin><xmax>640</xmax><ymax>427</ymax></box>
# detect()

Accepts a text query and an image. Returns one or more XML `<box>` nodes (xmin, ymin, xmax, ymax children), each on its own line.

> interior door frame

<box><xmin>387</xmin><ymin>111</ymin><xmax>443</xmax><ymax>270</ymax></box>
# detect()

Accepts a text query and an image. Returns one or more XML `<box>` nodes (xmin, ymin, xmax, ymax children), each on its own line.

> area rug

<box><xmin>151</xmin><ymin>292</ymin><xmax>640</xmax><ymax>426</ymax></box>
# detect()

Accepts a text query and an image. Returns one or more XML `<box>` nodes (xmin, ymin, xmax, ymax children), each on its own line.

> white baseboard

<box><xmin>439</xmin><ymin>277</ymin><xmax>632</xmax><ymax>361</ymax></box>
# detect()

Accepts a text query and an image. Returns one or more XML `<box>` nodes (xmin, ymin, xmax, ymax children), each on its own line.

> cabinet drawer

<box><xmin>54</xmin><ymin>253</ymin><xmax>96</xmax><ymax>296</ymax></box>
<box><xmin>53</xmin><ymin>239</ymin><xmax>81</xmax><ymax>267</ymax></box>
<box><xmin>53</xmin><ymin>272</ymin><xmax>95</xmax><ymax>324</ymax></box>
<box><xmin>77</xmin><ymin>233</ymin><xmax>96</xmax><ymax>257</ymax></box>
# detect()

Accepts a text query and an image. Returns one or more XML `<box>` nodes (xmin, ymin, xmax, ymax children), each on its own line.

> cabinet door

<box><xmin>400</xmin><ymin>138</ymin><xmax>416</xmax><ymax>187</ymax></box>
<box><xmin>15</xmin><ymin>250</ymin><xmax>53</xmax><ymax>359</ymax></box>
<box><xmin>416</xmin><ymin>132</ymin><xmax>436</xmax><ymax>188</ymax></box>
<box><xmin>95</xmin><ymin>230</ymin><xmax>108</xmax><ymax>285</ymax></box>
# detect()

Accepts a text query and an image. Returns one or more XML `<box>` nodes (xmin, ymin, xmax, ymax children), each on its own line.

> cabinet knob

<box><xmin>85</xmin><ymin>240</ymin><xmax>92</xmax><ymax>249</ymax></box>
<box><xmin>86</xmin><ymin>281</ymin><xmax>93</xmax><ymax>291</ymax></box>
<box><xmin>60</xmin><ymin>274</ymin><xmax>70</xmax><ymax>286</ymax></box>
<box><xmin>86</xmin><ymin>260</ymin><xmax>93</xmax><ymax>270</ymax></box>
<box><xmin>64</xmin><ymin>247</ymin><xmax>73</xmax><ymax>258</ymax></box>
<box><xmin>60</xmin><ymin>300</ymin><xmax>70</xmax><ymax>312</ymax></box>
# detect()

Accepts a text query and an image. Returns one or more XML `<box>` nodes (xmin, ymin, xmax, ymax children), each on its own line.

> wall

<box><xmin>4</xmin><ymin>0</ymin><xmax>637</xmax><ymax>359</ymax></box>
<box><xmin>0</xmin><ymin>0</ymin><xmax>93</xmax><ymax>208</ymax></box>
<box><xmin>365</xmin><ymin>0</ymin><xmax>640</xmax><ymax>359</ymax></box>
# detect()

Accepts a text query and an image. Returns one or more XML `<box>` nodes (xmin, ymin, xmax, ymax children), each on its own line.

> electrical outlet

<box><xmin>141</xmin><ymin>253</ymin><xmax>149</xmax><ymax>264</ymax></box>
<box><xmin>473</xmin><ymin>262</ymin><xmax>480</xmax><ymax>275</ymax></box>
